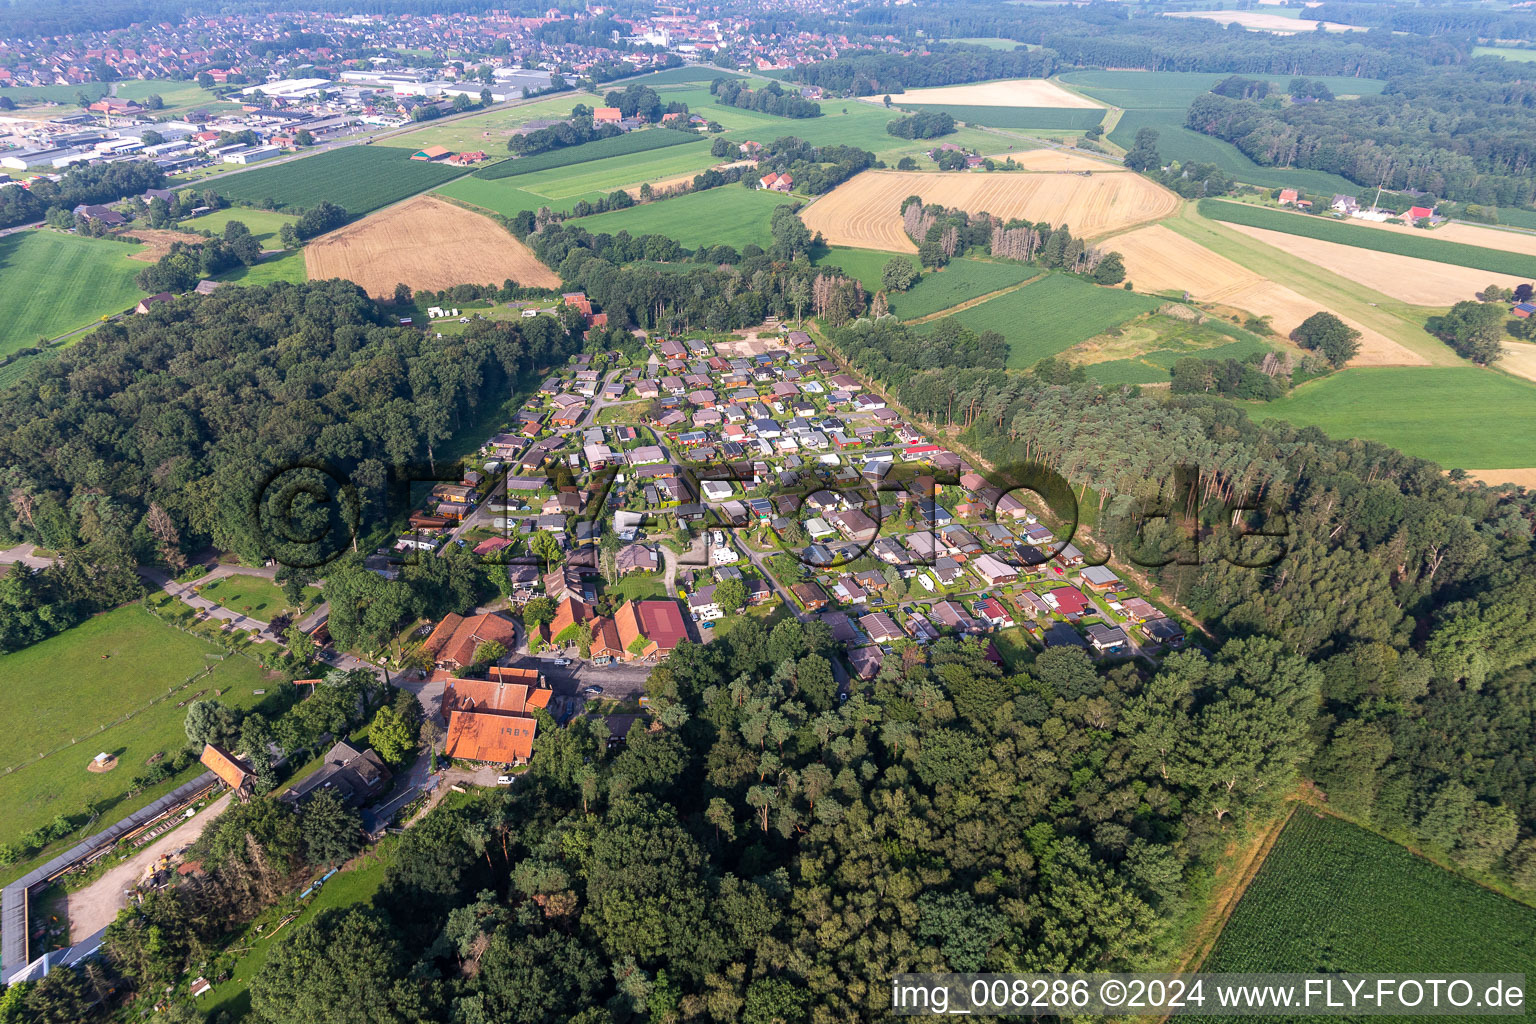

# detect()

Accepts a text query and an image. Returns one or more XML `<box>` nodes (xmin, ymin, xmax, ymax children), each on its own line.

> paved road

<box><xmin>0</xmin><ymin>543</ymin><xmax>52</xmax><ymax>570</ymax></box>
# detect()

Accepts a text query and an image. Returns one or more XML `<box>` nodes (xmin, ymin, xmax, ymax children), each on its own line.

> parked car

<box><xmin>496</xmin><ymin>775</ymin><xmax>514</xmax><ymax>785</ymax></box>
<box><xmin>583</xmin><ymin>685</ymin><xmax>603</xmax><ymax>696</ymax></box>
<box><xmin>552</xmin><ymin>657</ymin><xmax>571</xmax><ymax>666</ymax></box>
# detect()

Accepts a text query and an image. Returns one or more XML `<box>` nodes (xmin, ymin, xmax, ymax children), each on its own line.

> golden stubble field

<box><xmin>872</xmin><ymin>79</ymin><xmax>1105</xmax><ymax>108</ymax></box>
<box><xmin>799</xmin><ymin>169</ymin><xmax>1178</xmax><ymax>253</ymax></box>
<box><xmin>1111</xmin><ymin>224</ymin><xmax>1428</xmax><ymax>367</ymax></box>
<box><xmin>1226</xmin><ymin>224</ymin><xmax>1531</xmax><ymax>306</ymax></box>
<box><xmin>305</xmin><ymin>195</ymin><xmax>559</xmax><ymax>297</ymax></box>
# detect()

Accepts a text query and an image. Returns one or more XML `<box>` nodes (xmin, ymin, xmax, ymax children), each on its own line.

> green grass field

<box><xmin>1200</xmin><ymin>199</ymin><xmax>1536</xmax><ymax>278</ymax></box>
<box><xmin>0</xmin><ymin>605</ymin><xmax>278</xmax><ymax>850</ymax></box>
<box><xmin>1084</xmin><ymin>359</ymin><xmax>1172</xmax><ymax>386</ymax></box>
<box><xmin>933</xmin><ymin>273</ymin><xmax>1159</xmax><ymax>368</ymax></box>
<box><xmin>471</xmin><ymin>128</ymin><xmax>705</xmax><ymax>180</ymax></box>
<box><xmin>1493</xmin><ymin>208</ymin><xmax>1536</xmax><ymax>231</ymax></box>
<box><xmin>215</xmin><ymin>249</ymin><xmax>308</xmax><ymax>287</ymax></box>
<box><xmin>1075</xmin><ymin>314</ymin><xmax>1278</xmax><ymax>385</ymax></box>
<box><xmin>209</xmin><ymin>147</ymin><xmax>469</xmax><ymax>215</ymax></box>
<box><xmin>379</xmin><ymin>94</ymin><xmax>584</xmax><ymax>153</ymax></box>
<box><xmin>1200</xmin><ymin>812</ymin><xmax>1536</xmax><ymax>987</ymax></box>
<box><xmin>183</xmin><ymin>207</ymin><xmax>299</xmax><ymax>247</ymax></box>
<box><xmin>569</xmin><ymin>186</ymin><xmax>795</xmax><ymax>251</ymax></box>
<box><xmin>1253</xmin><ymin>366</ymin><xmax>1536</xmax><ymax>469</ymax></box>
<box><xmin>436</xmin><ymin>178</ymin><xmax>604</xmax><ymax>217</ymax></box>
<box><xmin>905</xmin><ymin>104</ymin><xmax>1105</xmax><ymax>132</ymax></box>
<box><xmin>195</xmin><ymin>575</ymin><xmax>319</xmax><ymax>619</ymax></box>
<box><xmin>942</xmin><ymin>37</ymin><xmax>1032</xmax><ymax>50</ymax></box>
<box><xmin>814</xmin><ymin>246</ymin><xmax>899</xmax><ymax>294</ymax></box>
<box><xmin>0</xmin><ymin>230</ymin><xmax>146</xmax><ymax>354</ymax></box>
<box><xmin>1059</xmin><ymin>71</ymin><xmax>1383</xmax><ymax>194</ymax></box>
<box><xmin>115</xmin><ymin>78</ymin><xmax>230</xmax><ymax>114</ymax></box>
<box><xmin>0</xmin><ymin>81</ymin><xmax>108</xmax><ymax>106</ymax></box>
<box><xmin>1473</xmin><ymin>46</ymin><xmax>1536</xmax><ymax>62</ymax></box>
<box><xmin>894</xmin><ymin>260</ymin><xmax>1038</xmax><ymax>320</ymax></box>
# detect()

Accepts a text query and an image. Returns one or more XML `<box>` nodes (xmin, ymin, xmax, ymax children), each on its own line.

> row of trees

<box><xmin>710</xmin><ymin>77</ymin><xmax>822</xmax><ymax>119</ymax></box>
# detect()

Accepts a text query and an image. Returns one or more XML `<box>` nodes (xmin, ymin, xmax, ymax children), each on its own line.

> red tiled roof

<box><xmin>423</xmin><ymin>611</ymin><xmax>519</xmax><ymax>667</ymax></box>
<box><xmin>200</xmin><ymin>743</ymin><xmax>250</xmax><ymax>791</ymax></box>
<box><xmin>614</xmin><ymin>599</ymin><xmax>687</xmax><ymax>658</ymax></box>
<box><xmin>445</xmin><ymin>708</ymin><xmax>537</xmax><ymax>763</ymax></box>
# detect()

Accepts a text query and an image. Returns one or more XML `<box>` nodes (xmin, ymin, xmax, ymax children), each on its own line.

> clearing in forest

<box><xmin>799</xmin><ymin>169</ymin><xmax>1177</xmax><ymax>253</ymax></box>
<box><xmin>1110</xmin><ymin>224</ymin><xmax>1425</xmax><ymax>367</ymax></box>
<box><xmin>304</xmin><ymin>195</ymin><xmax>559</xmax><ymax>297</ymax></box>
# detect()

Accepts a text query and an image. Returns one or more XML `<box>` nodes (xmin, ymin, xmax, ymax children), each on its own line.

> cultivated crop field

<box><xmin>1200</xmin><ymin>812</ymin><xmax>1536</xmax><ymax>983</ymax></box>
<box><xmin>0</xmin><ymin>230</ymin><xmax>146</xmax><ymax>354</ymax></box>
<box><xmin>471</xmin><ymin>128</ymin><xmax>705</xmax><ymax>180</ymax></box>
<box><xmin>1227</xmin><ymin>224</ymin><xmax>1529</xmax><ymax>305</ymax></box>
<box><xmin>881</xmin><ymin>79</ymin><xmax>1104</xmax><ymax>108</ymax></box>
<box><xmin>1255</xmin><ymin>367</ymin><xmax>1536</xmax><ymax>468</ymax></box>
<box><xmin>1002</xmin><ymin>149</ymin><xmax>1124</xmax><ymax>172</ymax></box>
<box><xmin>1200</xmin><ymin>200</ymin><xmax>1536</xmax><ymax>278</ymax></box>
<box><xmin>1110</xmin><ymin>224</ymin><xmax>1418</xmax><ymax>366</ymax></box>
<box><xmin>930</xmin><ymin>272</ymin><xmax>1159</xmax><ymax>368</ymax></box>
<box><xmin>568</xmin><ymin>187</ymin><xmax>795</xmax><ymax>252</ymax></box>
<box><xmin>305</xmin><ymin>195</ymin><xmax>558</xmax><ymax>296</ymax></box>
<box><xmin>892</xmin><ymin>259</ymin><xmax>1038</xmax><ymax>320</ymax></box>
<box><xmin>0</xmin><ymin>605</ymin><xmax>275</xmax><ymax>851</ymax></box>
<box><xmin>800</xmin><ymin>169</ymin><xmax>1178</xmax><ymax>252</ymax></box>
<box><xmin>212</xmin><ymin>146</ymin><xmax>468</xmax><ymax>216</ymax></box>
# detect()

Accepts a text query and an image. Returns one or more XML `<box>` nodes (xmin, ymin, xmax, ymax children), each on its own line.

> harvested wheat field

<box><xmin>1467</xmin><ymin>468</ymin><xmax>1536</xmax><ymax>489</ymax></box>
<box><xmin>1227</xmin><ymin>224</ymin><xmax>1530</xmax><ymax>305</ymax></box>
<box><xmin>1340</xmin><ymin>217</ymin><xmax>1536</xmax><ymax>259</ymax></box>
<box><xmin>1498</xmin><ymin>341</ymin><xmax>1536</xmax><ymax>385</ymax></box>
<box><xmin>996</xmin><ymin>149</ymin><xmax>1126</xmax><ymax>172</ymax></box>
<box><xmin>877</xmin><ymin>79</ymin><xmax>1104</xmax><ymax>108</ymax></box>
<box><xmin>1112</xmin><ymin>224</ymin><xmax>1425</xmax><ymax>366</ymax></box>
<box><xmin>305</xmin><ymin>195</ymin><xmax>559</xmax><ymax>297</ymax></box>
<box><xmin>800</xmin><ymin>170</ymin><xmax>1177</xmax><ymax>253</ymax></box>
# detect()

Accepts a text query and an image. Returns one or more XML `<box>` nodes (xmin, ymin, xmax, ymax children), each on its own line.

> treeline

<box><xmin>600</xmin><ymin>82</ymin><xmax>668</xmax><ymax>122</ymax></box>
<box><xmin>791</xmin><ymin>46</ymin><xmax>1055</xmax><ymax>96</ymax></box>
<box><xmin>899</xmin><ymin>195</ymin><xmax>1126</xmax><ymax>283</ymax></box>
<box><xmin>886</xmin><ymin>110</ymin><xmax>955</xmax><ymax>139</ymax></box>
<box><xmin>1304</xmin><ymin>2</ymin><xmax>1536</xmax><ymax>38</ymax></box>
<box><xmin>508</xmin><ymin>116</ymin><xmax>623</xmax><ymax>156</ymax></box>
<box><xmin>136</xmin><ymin>220</ymin><xmax>263</xmax><ymax>293</ymax></box>
<box><xmin>817</xmin><ymin>312</ymin><xmax>1536</xmax><ymax>898</ymax></box>
<box><xmin>0</xmin><ymin>280</ymin><xmax>584</xmax><ymax>615</ymax></box>
<box><xmin>751</xmin><ymin>136</ymin><xmax>876</xmax><ymax>195</ymax></box>
<box><xmin>1185</xmin><ymin>65</ymin><xmax>1536</xmax><ymax>206</ymax></box>
<box><xmin>0</xmin><ymin>159</ymin><xmax>165</xmax><ymax>230</ymax></box>
<box><xmin>710</xmin><ymin>77</ymin><xmax>821</xmax><ymax>118</ymax></box>
<box><xmin>1168</xmin><ymin>350</ymin><xmax>1325</xmax><ymax>401</ymax></box>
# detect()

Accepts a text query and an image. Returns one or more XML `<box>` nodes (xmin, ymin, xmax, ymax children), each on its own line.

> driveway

<box><xmin>66</xmin><ymin>792</ymin><xmax>232</xmax><ymax>940</ymax></box>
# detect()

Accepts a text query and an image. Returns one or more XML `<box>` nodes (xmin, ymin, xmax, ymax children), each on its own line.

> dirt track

<box><xmin>66</xmin><ymin>792</ymin><xmax>231</xmax><ymax>940</ymax></box>
<box><xmin>305</xmin><ymin>194</ymin><xmax>559</xmax><ymax>296</ymax></box>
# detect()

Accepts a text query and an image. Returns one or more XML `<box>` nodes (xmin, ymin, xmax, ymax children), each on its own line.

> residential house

<box><xmin>1085</xmin><ymin>622</ymin><xmax>1128</xmax><ymax>653</ymax></box>
<box><xmin>859</xmin><ymin>611</ymin><xmax>903</xmax><ymax>644</ymax></box>
<box><xmin>791</xmin><ymin>581</ymin><xmax>829</xmax><ymax>611</ymax></box>
<box><xmin>931</xmin><ymin>599</ymin><xmax>981</xmax><ymax>634</ymax></box>
<box><xmin>616</xmin><ymin>543</ymin><xmax>659</xmax><ymax>574</ymax></box>
<box><xmin>200</xmin><ymin>743</ymin><xmax>254</xmax><ymax>801</ymax></box>
<box><xmin>422</xmin><ymin>611</ymin><xmax>519</xmax><ymax>668</ymax></box>
<box><xmin>281</xmin><ymin>740</ymin><xmax>392</xmax><ymax>809</ymax></box>
<box><xmin>974</xmin><ymin>597</ymin><xmax>1015</xmax><ymax>629</ymax></box>
<box><xmin>1080</xmin><ymin>565</ymin><xmax>1121</xmax><ymax>592</ymax></box>
<box><xmin>614</xmin><ymin>599</ymin><xmax>689</xmax><ymax>660</ymax></box>
<box><xmin>1042</xmin><ymin>586</ymin><xmax>1091</xmax><ymax>618</ymax></box>
<box><xmin>970</xmin><ymin>553</ymin><xmax>1018</xmax><ymax>586</ymax></box>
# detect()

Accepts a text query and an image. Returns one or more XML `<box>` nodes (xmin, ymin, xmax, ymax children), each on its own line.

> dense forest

<box><xmin>1186</xmin><ymin>63</ymin><xmax>1536</xmax><ymax>205</ymax></box>
<box><xmin>0</xmin><ymin>279</ymin><xmax>582</xmax><ymax>650</ymax></box>
<box><xmin>710</xmin><ymin>78</ymin><xmax>821</xmax><ymax>119</ymax></box>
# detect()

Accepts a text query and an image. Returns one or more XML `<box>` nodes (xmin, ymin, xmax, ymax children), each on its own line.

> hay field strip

<box><xmin>305</xmin><ymin>195</ymin><xmax>558</xmax><ymax>296</ymax></box>
<box><xmin>800</xmin><ymin>169</ymin><xmax>1178</xmax><ymax>252</ymax></box>
<box><xmin>1108</xmin><ymin>224</ymin><xmax>1422</xmax><ymax>367</ymax></box>
<box><xmin>874</xmin><ymin>79</ymin><xmax>1105</xmax><ymax>109</ymax></box>
<box><xmin>1225</xmin><ymin>224</ymin><xmax>1530</xmax><ymax>306</ymax></box>
<box><xmin>1200</xmin><ymin>200</ymin><xmax>1536</xmax><ymax>278</ymax></box>
<box><xmin>1168</xmin><ymin>205</ymin><xmax>1463</xmax><ymax>367</ymax></box>
<box><xmin>1165</xmin><ymin>9</ymin><xmax>1367</xmax><ymax>32</ymax></box>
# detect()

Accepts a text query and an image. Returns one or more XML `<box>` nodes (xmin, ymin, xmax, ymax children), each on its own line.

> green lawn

<box><xmin>894</xmin><ymin>260</ymin><xmax>1038</xmax><ymax>320</ymax></box>
<box><xmin>183</xmin><ymin>208</ymin><xmax>300</xmax><ymax>247</ymax></box>
<box><xmin>436</xmin><ymin>177</ymin><xmax>603</xmax><ymax>217</ymax></box>
<box><xmin>600</xmin><ymin>573</ymin><xmax>669</xmax><ymax>603</ymax></box>
<box><xmin>1084</xmin><ymin>358</ymin><xmax>1173</xmax><ymax>386</ymax></box>
<box><xmin>0</xmin><ymin>605</ymin><xmax>279</xmax><ymax>852</ymax></box>
<box><xmin>511</xmin><ymin>143</ymin><xmax>722</xmax><ymax>199</ymax></box>
<box><xmin>1199</xmin><ymin>813</ymin><xmax>1535</xmax><ymax>988</ymax></box>
<box><xmin>0</xmin><ymin>230</ymin><xmax>147</xmax><ymax>354</ymax></box>
<box><xmin>930</xmin><ymin>273</ymin><xmax>1159</xmax><ymax>368</ymax></box>
<box><xmin>569</xmin><ymin>187</ymin><xmax>797</xmax><ymax>251</ymax></box>
<box><xmin>470</xmin><ymin>128</ymin><xmax>706</xmax><ymax>181</ymax></box>
<box><xmin>209</xmin><ymin>147</ymin><xmax>469</xmax><ymax>215</ymax></box>
<box><xmin>1199</xmin><ymin>199</ymin><xmax>1536</xmax><ymax>278</ymax></box>
<box><xmin>377</xmin><ymin>94</ymin><xmax>582</xmax><ymax>153</ymax></box>
<box><xmin>195</xmin><ymin>575</ymin><xmax>320</xmax><ymax>619</ymax></box>
<box><xmin>1253</xmin><ymin>366</ymin><xmax>1536</xmax><ymax>469</ymax></box>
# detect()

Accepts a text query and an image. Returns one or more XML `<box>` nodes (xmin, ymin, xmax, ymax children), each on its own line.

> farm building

<box><xmin>410</xmin><ymin>145</ymin><xmax>451</xmax><ymax>161</ymax></box>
